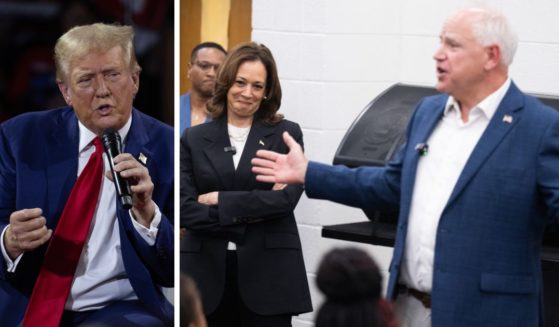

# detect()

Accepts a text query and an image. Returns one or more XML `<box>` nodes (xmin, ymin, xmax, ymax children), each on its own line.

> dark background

<box><xmin>0</xmin><ymin>0</ymin><xmax>174</xmax><ymax>126</ymax></box>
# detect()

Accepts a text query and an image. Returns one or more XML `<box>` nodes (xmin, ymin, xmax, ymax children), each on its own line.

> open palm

<box><xmin>252</xmin><ymin>131</ymin><xmax>308</xmax><ymax>185</ymax></box>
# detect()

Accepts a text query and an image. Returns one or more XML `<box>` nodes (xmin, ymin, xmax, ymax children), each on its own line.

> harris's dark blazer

<box><xmin>180</xmin><ymin>116</ymin><xmax>312</xmax><ymax>316</ymax></box>
<box><xmin>0</xmin><ymin>107</ymin><xmax>174</xmax><ymax>325</ymax></box>
<box><xmin>304</xmin><ymin>82</ymin><xmax>559</xmax><ymax>326</ymax></box>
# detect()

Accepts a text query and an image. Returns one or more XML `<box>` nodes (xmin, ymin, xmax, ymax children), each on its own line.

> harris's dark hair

<box><xmin>206</xmin><ymin>42</ymin><xmax>283</xmax><ymax>125</ymax></box>
<box><xmin>315</xmin><ymin>247</ymin><xmax>398</xmax><ymax>327</ymax></box>
<box><xmin>191</xmin><ymin>42</ymin><xmax>227</xmax><ymax>62</ymax></box>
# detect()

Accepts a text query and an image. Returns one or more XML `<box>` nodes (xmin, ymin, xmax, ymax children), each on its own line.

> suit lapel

<box><xmin>124</xmin><ymin>109</ymin><xmax>152</xmax><ymax>163</ymax></box>
<box><xmin>445</xmin><ymin>83</ymin><xmax>524</xmax><ymax>207</ymax></box>
<box><xmin>400</xmin><ymin>100</ymin><xmax>446</xmax><ymax>221</ymax></box>
<box><xmin>234</xmin><ymin>121</ymin><xmax>274</xmax><ymax>189</ymax></box>
<box><xmin>45</xmin><ymin>109</ymin><xmax>79</xmax><ymax>227</ymax></box>
<box><xmin>202</xmin><ymin>118</ymin><xmax>236</xmax><ymax>190</ymax></box>
<box><xmin>409</xmin><ymin>104</ymin><xmax>446</xmax><ymax>169</ymax></box>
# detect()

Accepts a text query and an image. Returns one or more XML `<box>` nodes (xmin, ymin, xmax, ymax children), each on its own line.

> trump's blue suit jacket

<box><xmin>305</xmin><ymin>82</ymin><xmax>559</xmax><ymax>326</ymax></box>
<box><xmin>0</xmin><ymin>107</ymin><xmax>174</xmax><ymax>325</ymax></box>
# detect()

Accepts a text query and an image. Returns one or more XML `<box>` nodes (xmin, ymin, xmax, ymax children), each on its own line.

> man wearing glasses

<box><xmin>180</xmin><ymin>42</ymin><xmax>227</xmax><ymax>134</ymax></box>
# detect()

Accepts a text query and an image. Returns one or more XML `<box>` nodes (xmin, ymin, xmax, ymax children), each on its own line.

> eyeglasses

<box><xmin>193</xmin><ymin>61</ymin><xmax>220</xmax><ymax>72</ymax></box>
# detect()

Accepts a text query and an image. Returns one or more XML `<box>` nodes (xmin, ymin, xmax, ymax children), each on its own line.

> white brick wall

<box><xmin>252</xmin><ymin>1</ymin><xmax>559</xmax><ymax>325</ymax></box>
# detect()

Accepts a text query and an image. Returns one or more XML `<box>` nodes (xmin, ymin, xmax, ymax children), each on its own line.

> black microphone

<box><xmin>224</xmin><ymin>146</ymin><xmax>237</xmax><ymax>155</ymax></box>
<box><xmin>415</xmin><ymin>143</ymin><xmax>429</xmax><ymax>156</ymax></box>
<box><xmin>102</xmin><ymin>128</ymin><xmax>133</xmax><ymax>209</ymax></box>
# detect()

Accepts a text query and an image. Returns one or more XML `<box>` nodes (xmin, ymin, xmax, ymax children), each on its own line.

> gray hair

<box><xmin>463</xmin><ymin>7</ymin><xmax>518</xmax><ymax>66</ymax></box>
<box><xmin>54</xmin><ymin>23</ymin><xmax>140</xmax><ymax>82</ymax></box>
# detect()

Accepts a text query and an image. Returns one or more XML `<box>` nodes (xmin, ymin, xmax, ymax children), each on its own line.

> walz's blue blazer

<box><xmin>0</xmin><ymin>107</ymin><xmax>174</xmax><ymax>325</ymax></box>
<box><xmin>305</xmin><ymin>82</ymin><xmax>559</xmax><ymax>326</ymax></box>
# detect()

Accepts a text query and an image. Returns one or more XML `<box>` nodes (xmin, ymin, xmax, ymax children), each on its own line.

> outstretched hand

<box><xmin>251</xmin><ymin>131</ymin><xmax>308</xmax><ymax>185</ymax></box>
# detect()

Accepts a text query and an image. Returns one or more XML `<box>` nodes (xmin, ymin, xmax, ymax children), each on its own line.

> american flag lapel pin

<box><xmin>502</xmin><ymin>115</ymin><xmax>513</xmax><ymax>124</ymax></box>
<box><xmin>138</xmin><ymin>152</ymin><xmax>148</xmax><ymax>165</ymax></box>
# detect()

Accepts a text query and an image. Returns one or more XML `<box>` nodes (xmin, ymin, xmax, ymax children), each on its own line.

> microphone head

<box><xmin>101</xmin><ymin>128</ymin><xmax>122</xmax><ymax>151</ymax></box>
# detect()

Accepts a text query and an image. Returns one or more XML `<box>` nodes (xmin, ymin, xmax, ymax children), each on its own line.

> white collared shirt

<box><xmin>1</xmin><ymin>115</ymin><xmax>162</xmax><ymax>311</ymax></box>
<box><xmin>226</xmin><ymin>123</ymin><xmax>251</xmax><ymax>251</ymax></box>
<box><xmin>399</xmin><ymin>79</ymin><xmax>512</xmax><ymax>292</ymax></box>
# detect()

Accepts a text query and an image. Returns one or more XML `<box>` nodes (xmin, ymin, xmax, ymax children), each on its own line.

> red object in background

<box><xmin>8</xmin><ymin>47</ymin><xmax>55</xmax><ymax>103</ymax></box>
<box><xmin>94</xmin><ymin>0</ymin><xmax>168</xmax><ymax>29</ymax></box>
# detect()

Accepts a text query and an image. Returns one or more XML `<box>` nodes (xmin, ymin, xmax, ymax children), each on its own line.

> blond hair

<box><xmin>54</xmin><ymin>23</ymin><xmax>140</xmax><ymax>82</ymax></box>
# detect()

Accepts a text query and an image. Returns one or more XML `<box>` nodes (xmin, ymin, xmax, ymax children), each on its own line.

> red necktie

<box><xmin>22</xmin><ymin>137</ymin><xmax>104</xmax><ymax>327</ymax></box>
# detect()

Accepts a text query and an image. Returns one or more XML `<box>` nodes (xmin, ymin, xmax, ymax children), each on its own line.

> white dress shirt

<box><xmin>228</xmin><ymin>123</ymin><xmax>251</xmax><ymax>170</ymax></box>
<box><xmin>1</xmin><ymin>116</ymin><xmax>161</xmax><ymax>311</ymax></box>
<box><xmin>399</xmin><ymin>79</ymin><xmax>512</xmax><ymax>292</ymax></box>
<box><xmin>226</xmin><ymin>123</ymin><xmax>251</xmax><ymax>251</ymax></box>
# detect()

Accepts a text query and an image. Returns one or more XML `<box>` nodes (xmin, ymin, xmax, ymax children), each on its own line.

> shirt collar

<box><xmin>78</xmin><ymin>115</ymin><xmax>133</xmax><ymax>153</ymax></box>
<box><xmin>443</xmin><ymin>78</ymin><xmax>512</xmax><ymax>120</ymax></box>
